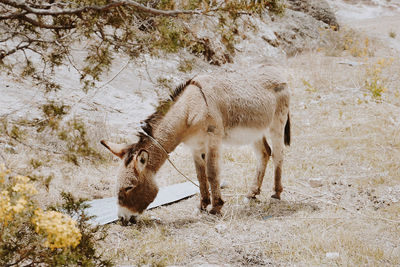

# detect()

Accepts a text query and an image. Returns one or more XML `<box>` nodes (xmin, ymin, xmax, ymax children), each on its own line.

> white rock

<box><xmin>215</xmin><ymin>223</ymin><xmax>227</xmax><ymax>233</ymax></box>
<box><xmin>150</xmin><ymin>215</ymin><xmax>162</xmax><ymax>223</ymax></box>
<box><xmin>326</xmin><ymin>252</ymin><xmax>339</xmax><ymax>259</ymax></box>
<box><xmin>309</xmin><ymin>178</ymin><xmax>323</xmax><ymax>188</ymax></box>
<box><xmin>220</xmin><ymin>180</ymin><xmax>229</xmax><ymax>189</ymax></box>
<box><xmin>4</xmin><ymin>144</ymin><xmax>16</xmax><ymax>152</ymax></box>
<box><xmin>338</xmin><ymin>61</ymin><xmax>364</xmax><ymax>67</ymax></box>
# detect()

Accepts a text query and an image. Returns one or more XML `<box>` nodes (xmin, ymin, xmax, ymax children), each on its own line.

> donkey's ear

<box><xmin>136</xmin><ymin>149</ymin><xmax>149</xmax><ymax>172</ymax></box>
<box><xmin>100</xmin><ymin>140</ymin><xmax>130</xmax><ymax>159</ymax></box>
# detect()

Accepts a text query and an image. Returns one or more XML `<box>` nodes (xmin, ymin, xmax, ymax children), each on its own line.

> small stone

<box><xmin>215</xmin><ymin>223</ymin><xmax>227</xmax><ymax>233</ymax></box>
<box><xmin>4</xmin><ymin>144</ymin><xmax>16</xmax><ymax>153</ymax></box>
<box><xmin>262</xmin><ymin>215</ymin><xmax>273</xmax><ymax>220</ymax></box>
<box><xmin>150</xmin><ymin>215</ymin><xmax>162</xmax><ymax>223</ymax></box>
<box><xmin>309</xmin><ymin>178</ymin><xmax>323</xmax><ymax>188</ymax></box>
<box><xmin>338</xmin><ymin>61</ymin><xmax>364</xmax><ymax>67</ymax></box>
<box><xmin>326</xmin><ymin>252</ymin><xmax>339</xmax><ymax>259</ymax></box>
<box><xmin>220</xmin><ymin>180</ymin><xmax>229</xmax><ymax>189</ymax></box>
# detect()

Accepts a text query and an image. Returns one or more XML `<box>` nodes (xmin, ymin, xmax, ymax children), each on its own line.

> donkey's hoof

<box><xmin>210</xmin><ymin>208</ymin><xmax>221</xmax><ymax>215</ymax></box>
<box><xmin>271</xmin><ymin>193</ymin><xmax>281</xmax><ymax>200</ymax></box>
<box><xmin>120</xmin><ymin>215</ymin><xmax>137</xmax><ymax>226</ymax></box>
<box><xmin>209</xmin><ymin>206</ymin><xmax>222</xmax><ymax>215</ymax></box>
<box><xmin>199</xmin><ymin>206</ymin><xmax>208</xmax><ymax>213</ymax></box>
<box><xmin>200</xmin><ymin>198</ymin><xmax>211</xmax><ymax>211</ymax></box>
<box><xmin>247</xmin><ymin>187</ymin><xmax>261</xmax><ymax>199</ymax></box>
<box><xmin>246</xmin><ymin>192</ymin><xmax>257</xmax><ymax>199</ymax></box>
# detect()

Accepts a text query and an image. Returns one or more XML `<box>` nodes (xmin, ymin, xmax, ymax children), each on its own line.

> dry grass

<box><xmin>96</xmin><ymin>26</ymin><xmax>400</xmax><ymax>265</ymax></box>
<box><xmin>96</xmin><ymin>58</ymin><xmax>400</xmax><ymax>264</ymax></box>
<box><xmin>319</xmin><ymin>26</ymin><xmax>375</xmax><ymax>58</ymax></box>
<box><xmin>1</xmin><ymin>15</ymin><xmax>400</xmax><ymax>266</ymax></box>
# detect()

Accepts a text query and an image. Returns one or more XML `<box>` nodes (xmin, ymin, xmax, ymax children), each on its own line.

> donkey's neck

<box><xmin>152</xmin><ymin>104</ymin><xmax>188</xmax><ymax>155</ymax></box>
<box><xmin>144</xmin><ymin>110</ymin><xmax>187</xmax><ymax>174</ymax></box>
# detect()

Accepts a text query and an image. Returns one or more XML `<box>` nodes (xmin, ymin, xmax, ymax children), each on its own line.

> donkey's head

<box><xmin>100</xmin><ymin>138</ymin><xmax>159</xmax><ymax>224</ymax></box>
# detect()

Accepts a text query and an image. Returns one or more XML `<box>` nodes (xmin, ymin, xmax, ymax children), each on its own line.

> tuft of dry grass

<box><xmin>102</xmin><ymin>219</ymin><xmax>189</xmax><ymax>266</ymax></box>
<box><xmin>319</xmin><ymin>27</ymin><xmax>375</xmax><ymax>58</ymax></box>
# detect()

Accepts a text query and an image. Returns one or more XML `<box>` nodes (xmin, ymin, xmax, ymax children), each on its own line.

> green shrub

<box><xmin>178</xmin><ymin>58</ymin><xmax>195</xmax><ymax>72</ymax></box>
<box><xmin>61</xmin><ymin>118</ymin><xmax>104</xmax><ymax>165</ymax></box>
<box><xmin>364</xmin><ymin>58</ymin><xmax>394</xmax><ymax>99</ymax></box>
<box><xmin>37</xmin><ymin>101</ymin><xmax>70</xmax><ymax>131</ymax></box>
<box><xmin>0</xmin><ymin>165</ymin><xmax>112</xmax><ymax>266</ymax></box>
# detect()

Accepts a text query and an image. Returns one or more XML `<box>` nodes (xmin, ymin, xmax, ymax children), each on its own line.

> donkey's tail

<box><xmin>284</xmin><ymin>113</ymin><xmax>291</xmax><ymax>146</ymax></box>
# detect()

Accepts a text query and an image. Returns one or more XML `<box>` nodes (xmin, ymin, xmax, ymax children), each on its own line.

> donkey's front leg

<box><xmin>206</xmin><ymin>143</ymin><xmax>224</xmax><ymax>215</ymax></box>
<box><xmin>192</xmin><ymin>150</ymin><xmax>210</xmax><ymax>211</ymax></box>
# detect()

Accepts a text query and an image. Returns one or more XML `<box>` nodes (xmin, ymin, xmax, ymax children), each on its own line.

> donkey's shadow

<box><xmin>118</xmin><ymin>197</ymin><xmax>320</xmax><ymax>229</ymax></box>
<box><xmin>127</xmin><ymin>217</ymin><xmax>200</xmax><ymax>229</ymax></box>
<box><xmin>231</xmin><ymin>197</ymin><xmax>320</xmax><ymax>219</ymax></box>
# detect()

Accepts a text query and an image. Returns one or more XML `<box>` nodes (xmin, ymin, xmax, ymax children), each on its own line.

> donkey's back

<box><xmin>188</xmin><ymin>64</ymin><xmax>290</xmax><ymax>145</ymax></box>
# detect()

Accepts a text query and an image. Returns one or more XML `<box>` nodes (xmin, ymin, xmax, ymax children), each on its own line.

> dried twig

<box><xmin>8</xmin><ymin>134</ymin><xmax>63</xmax><ymax>155</ymax></box>
<box><xmin>70</xmin><ymin>59</ymin><xmax>131</xmax><ymax>111</ymax></box>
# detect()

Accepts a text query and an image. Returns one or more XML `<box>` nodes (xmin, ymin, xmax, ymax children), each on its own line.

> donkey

<box><xmin>101</xmin><ymin>63</ymin><xmax>290</xmax><ymax>223</ymax></box>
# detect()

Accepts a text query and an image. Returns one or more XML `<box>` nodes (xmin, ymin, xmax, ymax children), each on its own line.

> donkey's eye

<box><xmin>124</xmin><ymin>186</ymin><xmax>133</xmax><ymax>192</ymax></box>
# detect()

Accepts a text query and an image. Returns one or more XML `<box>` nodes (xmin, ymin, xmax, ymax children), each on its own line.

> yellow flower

<box><xmin>32</xmin><ymin>209</ymin><xmax>82</xmax><ymax>249</ymax></box>
<box><xmin>12</xmin><ymin>181</ymin><xmax>38</xmax><ymax>195</ymax></box>
<box><xmin>15</xmin><ymin>175</ymin><xmax>29</xmax><ymax>184</ymax></box>
<box><xmin>11</xmin><ymin>197</ymin><xmax>27</xmax><ymax>213</ymax></box>
<box><xmin>0</xmin><ymin>190</ymin><xmax>13</xmax><ymax>225</ymax></box>
<box><xmin>1</xmin><ymin>170</ymin><xmax>39</xmax><ymax>226</ymax></box>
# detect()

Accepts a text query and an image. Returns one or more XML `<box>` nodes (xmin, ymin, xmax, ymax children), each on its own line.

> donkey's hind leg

<box><xmin>269</xmin><ymin>119</ymin><xmax>286</xmax><ymax>200</ymax></box>
<box><xmin>192</xmin><ymin>150</ymin><xmax>210</xmax><ymax>211</ymax></box>
<box><xmin>206</xmin><ymin>141</ymin><xmax>224</xmax><ymax>215</ymax></box>
<box><xmin>247</xmin><ymin>137</ymin><xmax>271</xmax><ymax>199</ymax></box>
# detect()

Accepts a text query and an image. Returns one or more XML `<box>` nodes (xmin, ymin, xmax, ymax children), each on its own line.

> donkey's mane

<box><xmin>124</xmin><ymin>80</ymin><xmax>196</xmax><ymax>167</ymax></box>
<box><xmin>141</xmin><ymin>79</ymin><xmax>197</xmax><ymax>137</ymax></box>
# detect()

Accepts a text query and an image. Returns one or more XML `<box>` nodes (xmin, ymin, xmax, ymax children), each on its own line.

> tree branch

<box><xmin>20</xmin><ymin>14</ymin><xmax>74</xmax><ymax>29</ymax></box>
<box><xmin>0</xmin><ymin>0</ymin><xmax>203</xmax><ymax>17</ymax></box>
<box><xmin>0</xmin><ymin>41</ymin><xmax>30</xmax><ymax>60</ymax></box>
<box><xmin>0</xmin><ymin>35</ymin><xmax>59</xmax><ymax>60</ymax></box>
<box><xmin>4</xmin><ymin>246</ymin><xmax>36</xmax><ymax>267</ymax></box>
<box><xmin>121</xmin><ymin>0</ymin><xmax>203</xmax><ymax>16</ymax></box>
<box><xmin>0</xmin><ymin>11</ymin><xmax>28</xmax><ymax>20</ymax></box>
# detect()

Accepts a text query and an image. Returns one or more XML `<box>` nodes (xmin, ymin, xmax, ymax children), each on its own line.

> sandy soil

<box><xmin>1</xmin><ymin>1</ymin><xmax>400</xmax><ymax>266</ymax></box>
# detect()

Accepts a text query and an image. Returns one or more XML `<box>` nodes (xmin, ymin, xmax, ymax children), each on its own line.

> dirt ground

<box><xmin>96</xmin><ymin>8</ymin><xmax>400</xmax><ymax>266</ymax></box>
<box><xmin>1</xmin><ymin>1</ymin><xmax>400</xmax><ymax>266</ymax></box>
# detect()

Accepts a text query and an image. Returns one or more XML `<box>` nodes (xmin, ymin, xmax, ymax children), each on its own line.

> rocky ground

<box><xmin>1</xmin><ymin>0</ymin><xmax>400</xmax><ymax>265</ymax></box>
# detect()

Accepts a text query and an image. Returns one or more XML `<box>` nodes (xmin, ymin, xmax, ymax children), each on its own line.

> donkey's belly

<box><xmin>223</xmin><ymin>127</ymin><xmax>266</xmax><ymax>145</ymax></box>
